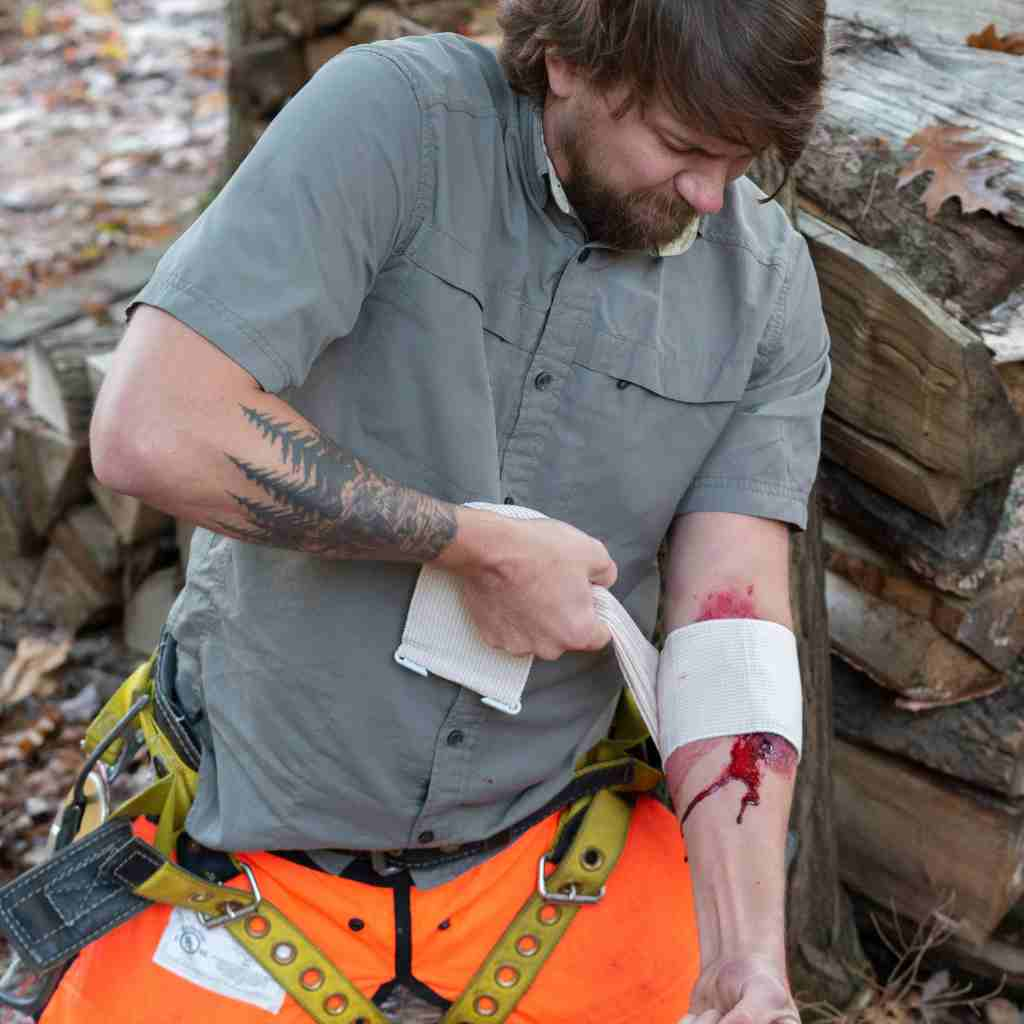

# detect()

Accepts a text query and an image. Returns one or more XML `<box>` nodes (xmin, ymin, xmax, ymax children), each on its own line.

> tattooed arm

<box><xmin>662</xmin><ymin>511</ymin><xmax>800</xmax><ymax>1024</ymax></box>
<box><xmin>90</xmin><ymin>306</ymin><xmax>615</xmax><ymax>656</ymax></box>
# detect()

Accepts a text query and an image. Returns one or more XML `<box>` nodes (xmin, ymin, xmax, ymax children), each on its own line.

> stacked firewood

<box><xmin>799</xmin><ymin>0</ymin><xmax>1024</xmax><ymax>978</ymax></box>
<box><xmin>0</xmin><ymin>325</ymin><xmax>192</xmax><ymax>657</ymax></box>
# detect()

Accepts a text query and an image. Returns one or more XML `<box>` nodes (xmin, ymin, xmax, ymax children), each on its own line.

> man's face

<box><xmin>547</xmin><ymin>69</ymin><xmax>757</xmax><ymax>251</ymax></box>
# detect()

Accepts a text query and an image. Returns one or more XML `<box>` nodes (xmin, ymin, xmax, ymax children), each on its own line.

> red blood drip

<box><xmin>695</xmin><ymin>587</ymin><xmax>758</xmax><ymax>622</ymax></box>
<box><xmin>680</xmin><ymin>733</ymin><xmax>793</xmax><ymax>826</ymax></box>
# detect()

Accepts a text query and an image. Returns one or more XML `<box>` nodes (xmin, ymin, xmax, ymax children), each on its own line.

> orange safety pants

<box><xmin>41</xmin><ymin>796</ymin><xmax>699</xmax><ymax>1024</ymax></box>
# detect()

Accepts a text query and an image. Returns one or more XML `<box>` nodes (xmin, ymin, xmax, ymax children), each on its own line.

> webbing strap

<box><xmin>441</xmin><ymin>789</ymin><xmax>632</xmax><ymax>1024</ymax></box>
<box><xmin>136</xmin><ymin>862</ymin><xmax>390</xmax><ymax>1024</ymax></box>
<box><xmin>77</xmin><ymin>653</ymin><xmax>641</xmax><ymax>1024</ymax></box>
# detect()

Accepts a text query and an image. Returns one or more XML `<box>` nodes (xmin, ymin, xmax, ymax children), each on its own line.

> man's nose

<box><xmin>674</xmin><ymin>160</ymin><xmax>730</xmax><ymax>215</ymax></box>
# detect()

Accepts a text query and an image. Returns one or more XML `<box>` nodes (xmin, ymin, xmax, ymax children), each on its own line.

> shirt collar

<box><xmin>540</xmin><ymin>126</ymin><xmax>700</xmax><ymax>258</ymax></box>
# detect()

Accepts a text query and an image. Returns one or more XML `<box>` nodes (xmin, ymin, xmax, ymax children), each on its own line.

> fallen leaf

<box><xmin>21</xmin><ymin>2</ymin><xmax>44</xmax><ymax>37</ymax></box>
<box><xmin>193</xmin><ymin>89</ymin><xmax>227</xmax><ymax>118</ymax></box>
<box><xmin>897</xmin><ymin>123</ymin><xmax>1012</xmax><ymax>220</ymax></box>
<box><xmin>0</xmin><ymin>636</ymin><xmax>73</xmax><ymax>708</ymax></box>
<box><xmin>97</xmin><ymin>32</ymin><xmax>128</xmax><ymax>63</ymax></box>
<box><xmin>967</xmin><ymin>23</ymin><xmax>1024</xmax><ymax>55</ymax></box>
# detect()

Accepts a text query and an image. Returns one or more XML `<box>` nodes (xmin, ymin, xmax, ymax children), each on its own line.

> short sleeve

<box><xmin>128</xmin><ymin>47</ymin><xmax>425</xmax><ymax>393</ymax></box>
<box><xmin>676</xmin><ymin>234</ymin><xmax>831</xmax><ymax>530</ymax></box>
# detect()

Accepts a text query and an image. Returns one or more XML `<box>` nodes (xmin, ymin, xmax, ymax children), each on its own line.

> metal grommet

<box><xmin>188</xmin><ymin>892</ymin><xmax>209</xmax><ymax>903</ymax></box>
<box><xmin>300</xmin><ymin>967</ymin><xmax>324</xmax><ymax>991</ymax></box>
<box><xmin>244</xmin><ymin>914</ymin><xmax>270</xmax><ymax>938</ymax></box>
<box><xmin>323</xmin><ymin>993</ymin><xmax>348</xmax><ymax>1015</ymax></box>
<box><xmin>474</xmin><ymin>995</ymin><xmax>498</xmax><ymax>1017</ymax></box>
<box><xmin>580</xmin><ymin>846</ymin><xmax>605</xmax><ymax>871</ymax></box>
<box><xmin>515</xmin><ymin>934</ymin><xmax>540</xmax><ymax>957</ymax></box>
<box><xmin>495</xmin><ymin>964</ymin><xmax>520</xmax><ymax>988</ymax></box>
<box><xmin>271</xmin><ymin>942</ymin><xmax>297</xmax><ymax>964</ymax></box>
<box><xmin>537</xmin><ymin>904</ymin><xmax>561</xmax><ymax>926</ymax></box>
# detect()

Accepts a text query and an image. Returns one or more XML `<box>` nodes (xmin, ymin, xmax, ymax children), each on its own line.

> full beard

<box><xmin>561</xmin><ymin>130</ymin><xmax>698</xmax><ymax>251</ymax></box>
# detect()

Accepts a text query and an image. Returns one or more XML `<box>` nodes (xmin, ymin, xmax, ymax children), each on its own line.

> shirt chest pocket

<box><xmin>543</xmin><ymin>330</ymin><xmax>749</xmax><ymax>551</ymax></box>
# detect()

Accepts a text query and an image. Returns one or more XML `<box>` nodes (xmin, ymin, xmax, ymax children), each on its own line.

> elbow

<box><xmin>89</xmin><ymin>393</ymin><xmax>157</xmax><ymax>498</ymax></box>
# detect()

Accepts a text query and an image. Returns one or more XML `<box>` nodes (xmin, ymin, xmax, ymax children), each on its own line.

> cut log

<box><xmin>826</xmin><ymin>569</ymin><xmax>1002</xmax><ymax>708</ymax></box>
<box><xmin>825</xmin><ymin>518</ymin><xmax>1024</xmax><ymax>671</ymax></box>
<box><xmin>27</xmin><ymin>543</ymin><xmax>119</xmax><ymax>634</ymax></box>
<box><xmin>832</xmin><ymin>657</ymin><xmax>1024</xmax><ymax>798</ymax></box>
<box><xmin>51</xmin><ymin>503</ymin><xmax>122</xmax><ymax>583</ymax></box>
<box><xmin>818</xmin><ymin>458</ymin><xmax>1015</xmax><ymax>585</ymax></box>
<box><xmin>825</xmin><ymin>0</ymin><xmax>1023</xmax><ymax>49</ymax></box>
<box><xmin>12</xmin><ymin>414</ymin><xmax>91</xmax><ymax>536</ymax></box>
<box><xmin>797</xmin><ymin>17</ymin><xmax>1024</xmax><ymax>320</ymax></box>
<box><xmin>25</xmin><ymin>327</ymin><xmax>119</xmax><ymax>437</ymax></box>
<box><xmin>0</xmin><ymin>557</ymin><xmax>41</xmax><ymax>614</ymax></box>
<box><xmin>822</xmin><ymin>413</ymin><xmax>964</xmax><ymax>526</ymax></box>
<box><xmin>87</xmin><ymin>476</ymin><xmax>171</xmax><ymax>546</ymax></box>
<box><xmin>84</xmin><ymin>350</ymin><xmax>115</xmax><ymax>401</ymax></box>
<box><xmin>849</xmin><ymin>894</ymin><xmax>1024</xmax><ymax>1002</ymax></box>
<box><xmin>123</xmin><ymin>566</ymin><xmax>180</xmax><ymax>655</ymax></box>
<box><xmin>0</xmin><ymin>470</ymin><xmax>40</xmax><ymax>558</ymax></box>
<box><xmin>834</xmin><ymin>738</ymin><xmax>1024</xmax><ymax>944</ymax></box>
<box><xmin>799</xmin><ymin>213</ymin><xmax>1024</xmax><ymax>512</ymax></box>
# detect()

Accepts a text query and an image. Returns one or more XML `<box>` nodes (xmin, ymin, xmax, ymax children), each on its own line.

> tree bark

<box><xmin>785</xmin><ymin>486</ymin><xmax>868</xmax><ymax>1006</ymax></box>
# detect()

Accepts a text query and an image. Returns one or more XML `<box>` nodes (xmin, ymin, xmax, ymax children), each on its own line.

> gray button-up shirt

<box><xmin>131</xmin><ymin>33</ymin><xmax>830</xmax><ymax>885</ymax></box>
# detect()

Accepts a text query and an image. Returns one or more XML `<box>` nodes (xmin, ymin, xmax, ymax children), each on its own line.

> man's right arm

<box><xmin>91</xmin><ymin>304</ymin><xmax>615</xmax><ymax>659</ymax></box>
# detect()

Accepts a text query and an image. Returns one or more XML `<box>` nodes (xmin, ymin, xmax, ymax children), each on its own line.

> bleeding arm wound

<box><xmin>655</xmin><ymin>618</ymin><xmax>803</xmax><ymax>761</ymax></box>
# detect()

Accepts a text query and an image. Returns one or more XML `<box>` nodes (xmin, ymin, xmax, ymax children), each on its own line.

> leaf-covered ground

<box><xmin>0</xmin><ymin>0</ymin><xmax>227</xmax><ymax>311</ymax></box>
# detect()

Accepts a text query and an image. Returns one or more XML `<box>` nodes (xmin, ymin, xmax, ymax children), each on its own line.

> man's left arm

<box><xmin>662</xmin><ymin>509</ymin><xmax>800</xmax><ymax>1024</ymax></box>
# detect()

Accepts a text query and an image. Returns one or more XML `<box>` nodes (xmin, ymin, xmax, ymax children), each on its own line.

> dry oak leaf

<box><xmin>967</xmin><ymin>23</ymin><xmax>1024</xmax><ymax>55</ymax></box>
<box><xmin>897</xmin><ymin>124</ymin><xmax>1012</xmax><ymax>220</ymax></box>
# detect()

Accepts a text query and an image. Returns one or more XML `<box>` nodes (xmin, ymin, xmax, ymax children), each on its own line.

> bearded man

<box><xmin>31</xmin><ymin>1</ymin><xmax>830</xmax><ymax>1021</ymax></box>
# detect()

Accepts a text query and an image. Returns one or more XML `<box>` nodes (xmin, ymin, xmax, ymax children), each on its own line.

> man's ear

<box><xmin>544</xmin><ymin>50</ymin><xmax>581</xmax><ymax>100</ymax></box>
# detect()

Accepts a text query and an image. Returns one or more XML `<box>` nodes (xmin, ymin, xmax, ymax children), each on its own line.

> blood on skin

<box><xmin>669</xmin><ymin>587</ymin><xmax>798</xmax><ymax>825</ymax></box>
<box><xmin>695</xmin><ymin>584</ymin><xmax>757</xmax><ymax>621</ymax></box>
<box><xmin>678</xmin><ymin>733</ymin><xmax>797</xmax><ymax>826</ymax></box>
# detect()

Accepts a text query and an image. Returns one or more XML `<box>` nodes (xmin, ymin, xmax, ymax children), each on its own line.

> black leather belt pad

<box><xmin>0</xmin><ymin>818</ymin><xmax>161</xmax><ymax>971</ymax></box>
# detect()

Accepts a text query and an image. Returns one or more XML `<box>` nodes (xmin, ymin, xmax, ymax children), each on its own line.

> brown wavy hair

<box><xmin>497</xmin><ymin>0</ymin><xmax>826</xmax><ymax>170</ymax></box>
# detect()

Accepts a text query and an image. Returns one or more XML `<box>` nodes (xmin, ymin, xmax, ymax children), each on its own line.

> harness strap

<box><xmin>1</xmin><ymin>658</ymin><xmax>644</xmax><ymax>1024</ymax></box>
<box><xmin>441</xmin><ymin>788</ymin><xmax>632</xmax><ymax>1024</ymax></box>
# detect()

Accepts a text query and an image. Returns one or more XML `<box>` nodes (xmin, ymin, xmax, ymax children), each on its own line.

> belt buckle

<box><xmin>369</xmin><ymin>851</ymin><xmax>406</xmax><ymax>877</ymax></box>
<box><xmin>536</xmin><ymin>854</ymin><xmax>605</xmax><ymax>904</ymax></box>
<box><xmin>200</xmin><ymin>861</ymin><xmax>263</xmax><ymax>929</ymax></box>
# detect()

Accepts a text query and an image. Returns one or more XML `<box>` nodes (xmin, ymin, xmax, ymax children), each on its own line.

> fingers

<box><xmin>588</xmin><ymin>555</ymin><xmax>618</xmax><ymax>590</ymax></box>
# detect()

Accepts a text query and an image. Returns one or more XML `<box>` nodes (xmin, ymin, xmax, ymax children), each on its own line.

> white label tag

<box><xmin>153</xmin><ymin>906</ymin><xmax>286</xmax><ymax>1014</ymax></box>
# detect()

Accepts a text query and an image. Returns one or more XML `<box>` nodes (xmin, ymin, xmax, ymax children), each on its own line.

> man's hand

<box><xmin>681</xmin><ymin>954</ymin><xmax>798</xmax><ymax>1024</ymax></box>
<box><xmin>437</xmin><ymin>510</ymin><xmax>617</xmax><ymax>660</ymax></box>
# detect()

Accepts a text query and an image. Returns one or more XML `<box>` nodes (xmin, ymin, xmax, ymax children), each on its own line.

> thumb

<box><xmin>588</xmin><ymin>557</ymin><xmax>618</xmax><ymax>590</ymax></box>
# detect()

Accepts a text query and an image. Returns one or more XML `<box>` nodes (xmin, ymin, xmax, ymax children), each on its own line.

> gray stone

<box><xmin>0</xmin><ymin>184</ymin><xmax>62</xmax><ymax>213</ymax></box>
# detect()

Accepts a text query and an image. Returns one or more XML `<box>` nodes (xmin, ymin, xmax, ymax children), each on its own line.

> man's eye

<box><xmin>663</xmin><ymin>139</ymin><xmax>700</xmax><ymax>156</ymax></box>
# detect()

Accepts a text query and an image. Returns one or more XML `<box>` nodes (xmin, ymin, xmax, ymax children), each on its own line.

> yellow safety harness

<box><xmin>62</xmin><ymin>653</ymin><xmax>661</xmax><ymax>1024</ymax></box>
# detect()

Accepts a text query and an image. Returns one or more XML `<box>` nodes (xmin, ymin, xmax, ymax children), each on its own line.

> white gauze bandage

<box><xmin>656</xmin><ymin>619</ymin><xmax>803</xmax><ymax>760</ymax></box>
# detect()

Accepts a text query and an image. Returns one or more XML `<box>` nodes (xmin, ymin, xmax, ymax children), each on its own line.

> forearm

<box><xmin>89</xmin><ymin>309</ymin><xmax>515</xmax><ymax>565</ymax></box>
<box><xmin>666</xmin><ymin>735</ymin><xmax>795</xmax><ymax>968</ymax></box>
<box><xmin>661</xmin><ymin>514</ymin><xmax>797</xmax><ymax>975</ymax></box>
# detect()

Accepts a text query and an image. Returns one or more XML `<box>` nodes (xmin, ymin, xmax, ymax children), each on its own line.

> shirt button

<box><xmin>577</xmin><ymin>249</ymin><xmax>591</xmax><ymax>264</ymax></box>
<box><xmin>534</xmin><ymin>371</ymin><xmax>553</xmax><ymax>391</ymax></box>
<box><xmin>446</xmin><ymin>729</ymin><xmax>465</xmax><ymax>747</ymax></box>
<box><xmin>418</xmin><ymin>830</ymin><xmax>435</xmax><ymax>845</ymax></box>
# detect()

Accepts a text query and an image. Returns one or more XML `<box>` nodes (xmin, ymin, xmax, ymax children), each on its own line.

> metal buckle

<box><xmin>536</xmin><ymin>854</ymin><xmax>605</xmax><ymax>904</ymax></box>
<box><xmin>369</xmin><ymin>851</ymin><xmax>406</xmax><ymax>877</ymax></box>
<box><xmin>200</xmin><ymin>861</ymin><xmax>262</xmax><ymax>929</ymax></box>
